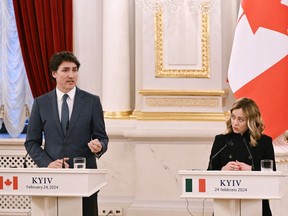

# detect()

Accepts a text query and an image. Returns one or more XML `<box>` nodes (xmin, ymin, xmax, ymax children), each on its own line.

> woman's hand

<box><xmin>236</xmin><ymin>160</ymin><xmax>252</xmax><ymax>171</ymax></box>
<box><xmin>221</xmin><ymin>161</ymin><xmax>240</xmax><ymax>171</ymax></box>
<box><xmin>221</xmin><ymin>160</ymin><xmax>252</xmax><ymax>171</ymax></box>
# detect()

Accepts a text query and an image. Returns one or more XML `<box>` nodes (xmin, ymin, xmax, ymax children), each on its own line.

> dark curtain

<box><xmin>13</xmin><ymin>0</ymin><xmax>73</xmax><ymax>98</ymax></box>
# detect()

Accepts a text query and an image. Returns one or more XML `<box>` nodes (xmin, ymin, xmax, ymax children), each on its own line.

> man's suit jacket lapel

<box><xmin>69</xmin><ymin>88</ymin><xmax>85</xmax><ymax>133</ymax></box>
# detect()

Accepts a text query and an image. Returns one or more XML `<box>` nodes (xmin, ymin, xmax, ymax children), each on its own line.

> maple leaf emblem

<box><xmin>4</xmin><ymin>179</ymin><xmax>12</xmax><ymax>186</ymax></box>
<box><xmin>241</xmin><ymin>0</ymin><xmax>288</xmax><ymax>36</ymax></box>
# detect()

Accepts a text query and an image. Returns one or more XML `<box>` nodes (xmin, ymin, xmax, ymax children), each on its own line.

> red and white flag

<box><xmin>0</xmin><ymin>176</ymin><xmax>18</xmax><ymax>190</ymax></box>
<box><xmin>228</xmin><ymin>0</ymin><xmax>288</xmax><ymax>139</ymax></box>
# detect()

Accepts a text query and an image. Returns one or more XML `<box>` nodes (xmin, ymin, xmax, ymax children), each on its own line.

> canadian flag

<box><xmin>228</xmin><ymin>0</ymin><xmax>288</xmax><ymax>139</ymax></box>
<box><xmin>0</xmin><ymin>176</ymin><xmax>18</xmax><ymax>190</ymax></box>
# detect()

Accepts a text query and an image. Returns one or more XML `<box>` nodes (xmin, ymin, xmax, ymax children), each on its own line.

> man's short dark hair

<box><xmin>49</xmin><ymin>51</ymin><xmax>81</xmax><ymax>72</ymax></box>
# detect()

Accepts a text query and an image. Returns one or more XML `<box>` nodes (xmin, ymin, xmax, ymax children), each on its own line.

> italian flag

<box><xmin>227</xmin><ymin>0</ymin><xmax>288</xmax><ymax>139</ymax></box>
<box><xmin>185</xmin><ymin>178</ymin><xmax>206</xmax><ymax>193</ymax></box>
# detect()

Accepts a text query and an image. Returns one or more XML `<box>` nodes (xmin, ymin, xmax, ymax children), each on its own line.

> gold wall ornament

<box><xmin>136</xmin><ymin>89</ymin><xmax>229</xmax><ymax>121</ymax></box>
<box><xmin>145</xmin><ymin>97</ymin><xmax>220</xmax><ymax>108</ymax></box>
<box><xmin>155</xmin><ymin>4</ymin><xmax>210</xmax><ymax>78</ymax></box>
<box><xmin>139</xmin><ymin>89</ymin><xmax>227</xmax><ymax>109</ymax></box>
<box><xmin>132</xmin><ymin>111</ymin><xmax>226</xmax><ymax>121</ymax></box>
<box><xmin>104</xmin><ymin>111</ymin><xmax>133</xmax><ymax>119</ymax></box>
<box><xmin>139</xmin><ymin>89</ymin><xmax>228</xmax><ymax>96</ymax></box>
<box><xmin>135</xmin><ymin>0</ymin><xmax>216</xmax><ymax>14</ymax></box>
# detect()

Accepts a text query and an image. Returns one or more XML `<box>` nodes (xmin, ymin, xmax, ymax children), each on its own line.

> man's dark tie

<box><xmin>61</xmin><ymin>94</ymin><xmax>69</xmax><ymax>133</ymax></box>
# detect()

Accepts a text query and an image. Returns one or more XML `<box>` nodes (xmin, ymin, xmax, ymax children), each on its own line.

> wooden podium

<box><xmin>178</xmin><ymin>170</ymin><xmax>288</xmax><ymax>216</ymax></box>
<box><xmin>0</xmin><ymin>168</ymin><xmax>107</xmax><ymax>216</ymax></box>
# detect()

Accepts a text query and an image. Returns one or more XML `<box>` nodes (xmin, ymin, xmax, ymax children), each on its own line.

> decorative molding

<box><xmin>132</xmin><ymin>111</ymin><xmax>227</xmax><ymax>121</ymax></box>
<box><xmin>145</xmin><ymin>97</ymin><xmax>220</xmax><ymax>108</ymax></box>
<box><xmin>134</xmin><ymin>89</ymin><xmax>229</xmax><ymax>121</ymax></box>
<box><xmin>139</xmin><ymin>89</ymin><xmax>228</xmax><ymax>96</ymax></box>
<box><xmin>104</xmin><ymin>111</ymin><xmax>133</xmax><ymax>119</ymax></box>
<box><xmin>155</xmin><ymin>4</ymin><xmax>210</xmax><ymax>78</ymax></box>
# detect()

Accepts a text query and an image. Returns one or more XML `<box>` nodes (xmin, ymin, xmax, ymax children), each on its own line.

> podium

<box><xmin>178</xmin><ymin>170</ymin><xmax>288</xmax><ymax>216</ymax></box>
<box><xmin>0</xmin><ymin>168</ymin><xmax>107</xmax><ymax>216</ymax></box>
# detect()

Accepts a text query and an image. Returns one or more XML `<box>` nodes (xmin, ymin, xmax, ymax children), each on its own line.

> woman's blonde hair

<box><xmin>225</xmin><ymin>98</ymin><xmax>265</xmax><ymax>146</ymax></box>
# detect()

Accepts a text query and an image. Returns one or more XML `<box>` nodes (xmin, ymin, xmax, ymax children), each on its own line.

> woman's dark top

<box><xmin>208</xmin><ymin>131</ymin><xmax>276</xmax><ymax>216</ymax></box>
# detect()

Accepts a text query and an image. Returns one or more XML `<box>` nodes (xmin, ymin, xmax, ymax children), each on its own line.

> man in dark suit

<box><xmin>24</xmin><ymin>51</ymin><xmax>109</xmax><ymax>216</ymax></box>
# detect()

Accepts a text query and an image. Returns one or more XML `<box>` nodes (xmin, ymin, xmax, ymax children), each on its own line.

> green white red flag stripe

<box><xmin>185</xmin><ymin>178</ymin><xmax>206</xmax><ymax>193</ymax></box>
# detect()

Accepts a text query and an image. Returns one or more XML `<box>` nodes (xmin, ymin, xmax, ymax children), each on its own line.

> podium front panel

<box><xmin>0</xmin><ymin>168</ymin><xmax>107</xmax><ymax>197</ymax></box>
<box><xmin>179</xmin><ymin>170</ymin><xmax>288</xmax><ymax>199</ymax></box>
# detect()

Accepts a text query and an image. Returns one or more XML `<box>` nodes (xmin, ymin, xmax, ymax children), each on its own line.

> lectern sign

<box><xmin>0</xmin><ymin>168</ymin><xmax>107</xmax><ymax>216</ymax></box>
<box><xmin>179</xmin><ymin>170</ymin><xmax>288</xmax><ymax>199</ymax></box>
<box><xmin>179</xmin><ymin>170</ymin><xmax>288</xmax><ymax>216</ymax></box>
<box><xmin>185</xmin><ymin>177</ymin><xmax>248</xmax><ymax>194</ymax></box>
<box><xmin>26</xmin><ymin>176</ymin><xmax>59</xmax><ymax>190</ymax></box>
<box><xmin>0</xmin><ymin>168</ymin><xmax>107</xmax><ymax>197</ymax></box>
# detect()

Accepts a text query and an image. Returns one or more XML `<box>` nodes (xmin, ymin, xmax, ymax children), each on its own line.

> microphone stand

<box><xmin>23</xmin><ymin>152</ymin><xmax>29</xmax><ymax>168</ymax></box>
<box><xmin>243</xmin><ymin>137</ymin><xmax>255</xmax><ymax>171</ymax></box>
<box><xmin>208</xmin><ymin>142</ymin><xmax>231</xmax><ymax>170</ymax></box>
<box><xmin>209</xmin><ymin>140</ymin><xmax>232</xmax><ymax>170</ymax></box>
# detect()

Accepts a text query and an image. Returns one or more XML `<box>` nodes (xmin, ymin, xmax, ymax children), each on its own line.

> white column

<box><xmin>73</xmin><ymin>0</ymin><xmax>103</xmax><ymax>96</ymax></box>
<box><xmin>102</xmin><ymin>0</ymin><xmax>131</xmax><ymax>118</ymax></box>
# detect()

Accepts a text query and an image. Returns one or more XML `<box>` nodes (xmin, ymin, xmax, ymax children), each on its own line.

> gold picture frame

<box><xmin>155</xmin><ymin>4</ymin><xmax>210</xmax><ymax>78</ymax></box>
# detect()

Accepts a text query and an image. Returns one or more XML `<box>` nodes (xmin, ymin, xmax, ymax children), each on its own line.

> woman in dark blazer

<box><xmin>208</xmin><ymin>98</ymin><xmax>276</xmax><ymax>216</ymax></box>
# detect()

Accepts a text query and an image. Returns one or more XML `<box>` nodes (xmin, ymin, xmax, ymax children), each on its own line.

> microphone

<box><xmin>23</xmin><ymin>152</ymin><xmax>29</xmax><ymax>168</ymax></box>
<box><xmin>23</xmin><ymin>120</ymin><xmax>46</xmax><ymax>168</ymax></box>
<box><xmin>243</xmin><ymin>137</ymin><xmax>255</xmax><ymax>171</ymax></box>
<box><xmin>208</xmin><ymin>140</ymin><xmax>232</xmax><ymax>170</ymax></box>
<box><xmin>62</xmin><ymin>120</ymin><xmax>69</xmax><ymax>168</ymax></box>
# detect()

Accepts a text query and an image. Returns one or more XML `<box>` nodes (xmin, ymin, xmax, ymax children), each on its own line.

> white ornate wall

<box><xmin>1</xmin><ymin>0</ymin><xmax>288</xmax><ymax>216</ymax></box>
